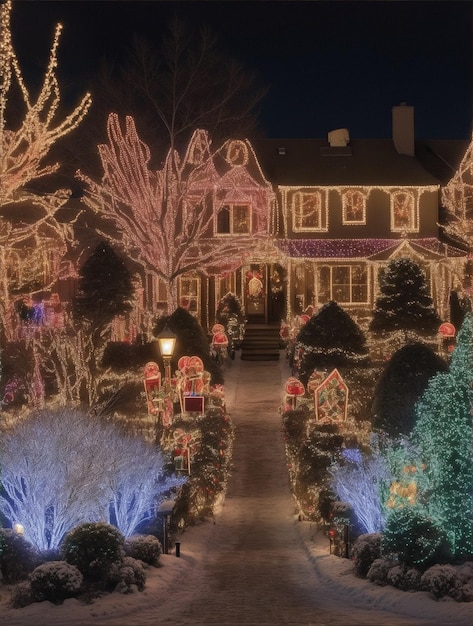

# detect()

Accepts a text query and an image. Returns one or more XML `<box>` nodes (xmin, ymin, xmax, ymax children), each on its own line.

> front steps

<box><xmin>240</xmin><ymin>324</ymin><xmax>281</xmax><ymax>361</ymax></box>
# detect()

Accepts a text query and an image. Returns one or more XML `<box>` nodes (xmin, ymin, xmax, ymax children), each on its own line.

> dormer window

<box><xmin>391</xmin><ymin>190</ymin><xmax>418</xmax><ymax>232</ymax></box>
<box><xmin>216</xmin><ymin>203</ymin><xmax>250</xmax><ymax>235</ymax></box>
<box><xmin>292</xmin><ymin>191</ymin><xmax>327</xmax><ymax>231</ymax></box>
<box><xmin>342</xmin><ymin>190</ymin><xmax>366</xmax><ymax>224</ymax></box>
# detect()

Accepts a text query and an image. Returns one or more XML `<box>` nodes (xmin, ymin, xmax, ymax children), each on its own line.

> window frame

<box><xmin>390</xmin><ymin>190</ymin><xmax>418</xmax><ymax>233</ymax></box>
<box><xmin>342</xmin><ymin>189</ymin><xmax>366</xmax><ymax>225</ymax></box>
<box><xmin>316</xmin><ymin>263</ymin><xmax>369</xmax><ymax>305</ymax></box>
<box><xmin>292</xmin><ymin>190</ymin><xmax>328</xmax><ymax>232</ymax></box>
<box><xmin>215</xmin><ymin>203</ymin><xmax>251</xmax><ymax>236</ymax></box>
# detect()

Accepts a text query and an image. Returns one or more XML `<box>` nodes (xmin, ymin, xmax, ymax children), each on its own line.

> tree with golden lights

<box><xmin>0</xmin><ymin>0</ymin><xmax>91</xmax><ymax>339</ymax></box>
<box><xmin>78</xmin><ymin>114</ymin><xmax>272</xmax><ymax>312</ymax></box>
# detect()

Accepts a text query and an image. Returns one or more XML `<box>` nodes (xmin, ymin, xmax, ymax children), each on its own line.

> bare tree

<box><xmin>77</xmin><ymin>115</ymin><xmax>273</xmax><ymax>312</ymax></box>
<box><xmin>0</xmin><ymin>0</ymin><xmax>91</xmax><ymax>339</ymax></box>
<box><xmin>86</xmin><ymin>17</ymin><xmax>268</xmax><ymax>166</ymax></box>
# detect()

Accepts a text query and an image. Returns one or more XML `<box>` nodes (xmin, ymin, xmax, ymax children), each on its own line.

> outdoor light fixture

<box><xmin>157</xmin><ymin>326</ymin><xmax>176</xmax><ymax>394</ymax></box>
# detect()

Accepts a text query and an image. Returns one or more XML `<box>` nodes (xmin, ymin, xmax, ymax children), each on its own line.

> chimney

<box><xmin>392</xmin><ymin>103</ymin><xmax>414</xmax><ymax>156</ymax></box>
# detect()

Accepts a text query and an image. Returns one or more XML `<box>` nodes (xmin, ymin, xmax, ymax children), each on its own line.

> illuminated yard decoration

<box><xmin>0</xmin><ymin>408</ymin><xmax>185</xmax><ymax>551</ymax></box>
<box><xmin>0</xmin><ymin>1</ymin><xmax>91</xmax><ymax>339</ymax></box>
<box><xmin>78</xmin><ymin>116</ymin><xmax>273</xmax><ymax>312</ymax></box>
<box><xmin>314</xmin><ymin>369</ymin><xmax>348</xmax><ymax>423</ymax></box>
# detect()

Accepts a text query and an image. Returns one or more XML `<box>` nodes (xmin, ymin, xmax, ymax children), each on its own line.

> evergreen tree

<box><xmin>370</xmin><ymin>258</ymin><xmax>441</xmax><ymax>335</ymax></box>
<box><xmin>73</xmin><ymin>241</ymin><xmax>134</xmax><ymax>327</ymax></box>
<box><xmin>295</xmin><ymin>301</ymin><xmax>369</xmax><ymax>384</ymax></box>
<box><xmin>411</xmin><ymin>314</ymin><xmax>473</xmax><ymax>560</ymax></box>
<box><xmin>371</xmin><ymin>342</ymin><xmax>448</xmax><ymax>437</ymax></box>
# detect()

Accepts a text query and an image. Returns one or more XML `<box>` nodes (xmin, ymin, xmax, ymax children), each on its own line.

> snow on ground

<box><xmin>1</xmin><ymin>353</ymin><xmax>473</xmax><ymax>625</ymax></box>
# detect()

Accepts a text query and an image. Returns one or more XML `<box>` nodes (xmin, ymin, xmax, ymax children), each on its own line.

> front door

<box><xmin>245</xmin><ymin>264</ymin><xmax>266</xmax><ymax>323</ymax></box>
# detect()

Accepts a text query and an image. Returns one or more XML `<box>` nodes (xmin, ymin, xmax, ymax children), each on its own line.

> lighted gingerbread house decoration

<box><xmin>314</xmin><ymin>368</ymin><xmax>348</xmax><ymax>423</ymax></box>
<box><xmin>176</xmin><ymin>355</ymin><xmax>206</xmax><ymax>415</ymax></box>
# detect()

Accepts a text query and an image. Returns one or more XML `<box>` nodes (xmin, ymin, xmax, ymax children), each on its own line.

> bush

<box><xmin>10</xmin><ymin>581</ymin><xmax>35</xmax><ymax>608</ymax></box>
<box><xmin>108</xmin><ymin>556</ymin><xmax>146</xmax><ymax>593</ymax></box>
<box><xmin>0</xmin><ymin>529</ymin><xmax>38</xmax><ymax>583</ymax></box>
<box><xmin>124</xmin><ymin>535</ymin><xmax>162</xmax><ymax>566</ymax></box>
<box><xmin>421</xmin><ymin>564</ymin><xmax>462</xmax><ymax>600</ymax></box>
<box><xmin>351</xmin><ymin>533</ymin><xmax>382</xmax><ymax>578</ymax></box>
<box><xmin>382</xmin><ymin>507</ymin><xmax>451</xmax><ymax>569</ymax></box>
<box><xmin>30</xmin><ymin>561</ymin><xmax>83</xmax><ymax>604</ymax></box>
<box><xmin>62</xmin><ymin>523</ymin><xmax>124</xmax><ymax>581</ymax></box>
<box><xmin>367</xmin><ymin>557</ymin><xmax>396</xmax><ymax>586</ymax></box>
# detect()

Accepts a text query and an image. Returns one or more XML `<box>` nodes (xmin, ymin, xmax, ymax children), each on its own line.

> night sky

<box><xmin>9</xmin><ymin>0</ymin><xmax>473</xmax><ymax>140</ymax></box>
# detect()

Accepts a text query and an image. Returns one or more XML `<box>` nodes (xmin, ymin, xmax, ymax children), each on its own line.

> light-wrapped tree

<box><xmin>0</xmin><ymin>0</ymin><xmax>91</xmax><ymax>339</ymax></box>
<box><xmin>77</xmin><ymin>115</ymin><xmax>273</xmax><ymax>313</ymax></box>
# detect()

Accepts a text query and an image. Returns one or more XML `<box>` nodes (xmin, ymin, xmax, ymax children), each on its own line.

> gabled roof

<box><xmin>277</xmin><ymin>238</ymin><xmax>466</xmax><ymax>260</ymax></box>
<box><xmin>252</xmin><ymin>138</ymin><xmax>464</xmax><ymax>187</ymax></box>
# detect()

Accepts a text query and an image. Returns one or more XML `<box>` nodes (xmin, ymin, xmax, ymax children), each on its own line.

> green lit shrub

<box><xmin>61</xmin><ymin>522</ymin><xmax>124</xmax><ymax>582</ymax></box>
<box><xmin>124</xmin><ymin>535</ymin><xmax>162</xmax><ymax>566</ymax></box>
<box><xmin>351</xmin><ymin>533</ymin><xmax>382</xmax><ymax>578</ymax></box>
<box><xmin>29</xmin><ymin>561</ymin><xmax>83</xmax><ymax>604</ymax></box>
<box><xmin>382</xmin><ymin>507</ymin><xmax>451</xmax><ymax>569</ymax></box>
<box><xmin>0</xmin><ymin>528</ymin><xmax>38</xmax><ymax>583</ymax></box>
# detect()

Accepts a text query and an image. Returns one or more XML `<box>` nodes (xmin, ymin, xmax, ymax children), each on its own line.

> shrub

<box><xmin>382</xmin><ymin>507</ymin><xmax>451</xmax><ymax>569</ymax></box>
<box><xmin>0</xmin><ymin>529</ymin><xmax>38</xmax><ymax>583</ymax></box>
<box><xmin>351</xmin><ymin>533</ymin><xmax>382</xmax><ymax>578</ymax></box>
<box><xmin>108</xmin><ymin>556</ymin><xmax>146</xmax><ymax>593</ymax></box>
<box><xmin>30</xmin><ymin>561</ymin><xmax>83</xmax><ymax>604</ymax></box>
<box><xmin>367</xmin><ymin>557</ymin><xmax>396</xmax><ymax>586</ymax></box>
<box><xmin>421</xmin><ymin>564</ymin><xmax>462</xmax><ymax>600</ymax></box>
<box><xmin>62</xmin><ymin>522</ymin><xmax>124</xmax><ymax>581</ymax></box>
<box><xmin>124</xmin><ymin>535</ymin><xmax>162</xmax><ymax>566</ymax></box>
<box><xmin>10</xmin><ymin>581</ymin><xmax>35</xmax><ymax>608</ymax></box>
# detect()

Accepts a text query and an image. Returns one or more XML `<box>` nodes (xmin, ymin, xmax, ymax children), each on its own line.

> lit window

<box><xmin>391</xmin><ymin>191</ymin><xmax>417</xmax><ymax>232</ymax></box>
<box><xmin>342</xmin><ymin>190</ymin><xmax>366</xmax><ymax>224</ymax></box>
<box><xmin>216</xmin><ymin>204</ymin><xmax>250</xmax><ymax>235</ymax></box>
<box><xmin>293</xmin><ymin>191</ymin><xmax>327</xmax><ymax>231</ymax></box>
<box><xmin>178</xmin><ymin>275</ymin><xmax>200</xmax><ymax>317</ymax></box>
<box><xmin>317</xmin><ymin>264</ymin><xmax>368</xmax><ymax>304</ymax></box>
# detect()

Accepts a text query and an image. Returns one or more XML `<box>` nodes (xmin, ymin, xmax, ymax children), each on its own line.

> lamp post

<box><xmin>157</xmin><ymin>326</ymin><xmax>177</xmax><ymax>419</ymax></box>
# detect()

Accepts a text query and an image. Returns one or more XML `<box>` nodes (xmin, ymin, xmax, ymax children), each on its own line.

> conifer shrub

<box><xmin>386</xmin><ymin>565</ymin><xmax>423</xmax><ymax>591</ymax></box>
<box><xmin>0</xmin><ymin>528</ymin><xmax>38</xmax><ymax>583</ymax></box>
<box><xmin>366</xmin><ymin>557</ymin><xmax>396</xmax><ymax>585</ymax></box>
<box><xmin>61</xmin><ymin>523</ymin><xmax>125</xmax><ymax>582</ymax></box>
<box><xmin>29</xmin><ymin>561</ymin><xmax>83</xmax><ymax>604</ymax></box>
<box><xmin>124</xmin><ymin>535</ymin><xmax>162</xmax><ymax>566</ymax></box>
<box><xmin>351</xmin><ymin>533</ymin><xmax>382</xmax><ymax>577</ymax></box>
<box><xmin>382</xmin><ymin>507</ymin><xmax>451</xmax><ymax>569</ymax></box>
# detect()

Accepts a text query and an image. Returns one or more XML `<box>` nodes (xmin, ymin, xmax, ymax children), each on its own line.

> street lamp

<box><xmin>157</xmin><ymin>326</ymin><xmax>176</xmax><ymax>393</ymax></box>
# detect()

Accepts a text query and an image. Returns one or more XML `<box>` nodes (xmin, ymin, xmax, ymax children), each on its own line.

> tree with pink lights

<box><xmin>78</xmin><ymin>114</ymin><xmax>273</xmax><ymax>312</ymax></box>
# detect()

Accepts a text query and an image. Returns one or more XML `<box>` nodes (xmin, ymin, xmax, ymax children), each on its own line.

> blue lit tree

<box><xmin>411</xmin><ymin>313</ymin><xmax>473</xmax><ymax>561</ymax></box>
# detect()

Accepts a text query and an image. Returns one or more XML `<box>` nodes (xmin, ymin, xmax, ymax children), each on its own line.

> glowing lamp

<box><xmin>13</xmin><ymin>523</ymin><xmax>24</xmax><ymax>535</ymax></box>
<box><xmin>157</xmin><ymin>326</ymin><xmax>177</xmax><ymax>359</ymax></box>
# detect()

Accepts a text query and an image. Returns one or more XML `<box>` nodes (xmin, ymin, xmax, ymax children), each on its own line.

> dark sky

<box><xmin>9</xmin><ymin>0</ymin><xmax>473</xmax><ymax>140</ymax></box>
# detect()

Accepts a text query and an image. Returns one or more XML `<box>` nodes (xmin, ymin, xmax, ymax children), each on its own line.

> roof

<box><xmin>277</xmin><ymin>238</ymin><xmax>466</xmax><ymax>260</ymax></box>
<box><xmin>252</xmin><ymin>138</ymin><xmax>467</xmax><ymax>187</ymax></box>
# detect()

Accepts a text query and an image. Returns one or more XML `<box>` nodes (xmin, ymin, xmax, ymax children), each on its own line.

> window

<box><xmin>216</xmin><ymin>204</ymin><xmax>250</xmax><ymax>235</ymax></box>
<box><xmin>342</xmin><ymin>190</ymin><xmax>366</xmax><ymax>224</ymax></box>
<box><xmin>391</xmin><ymin>191</ymin><xmax>417</xmax><ymax>232</ymax></box>
<box><xmin>317</xmin><ymin>264</ymin><xmax>368</xmax><ymax>304</ymax></box>
<box><xmin>178</xmin><ymin>275</ymin><xmax>200</xmax><ymax>316</ymax></box>
<box><xmin>292</xmin><ymin>191</ymin><xmax>326</xmax><ymax>231</ymax></box>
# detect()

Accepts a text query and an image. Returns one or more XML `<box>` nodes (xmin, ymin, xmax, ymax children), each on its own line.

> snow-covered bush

<box><xmin>124</xmin><ymin>534</ymin><xmax>162</xmax><ymax>566</ymax></box>
<box><xmin>382</xmin><ymin>506</ymin><xmax>451</xmax><ymax>569</ymax></box>
<box><xmin>61</xmin><ymin>522</ymin><xmax>124</xmax><ymax>582</ymax></box>
<box><xmin>0</xmin><ymin>528</ymin><xmax>38</xmax><ymax>583</ymax></box>
<box><xmin>0</xmin><ymin>407</ymin><xmax>185</xmax><ymax>550</ymax></box>
<box><xmin>29</xmin><ymin>561</ymin><xmax>83</xmax><ymax>604</ymax></box>
<box><xmin>367</xmin><ymin>557</ymin><xmax>396</xmax><ymax>586</ymax></box>
<box><xmin>108</xmin><ymin>556</ymin><xmax>146</xmax><ymax>593</ymax></box>
<box><xmin>351</xmin><ymin>533</ymin><xmax>382</xmax><ymax>577</ymax></box>
<box><xmin>421</xmin><ymin>564</ymin><xmax>462</xmax><ymax>600</ymax></box>
<box><xmin>10</xmin><ymin>581</ymin><xmax>35</xmax><ymax>608</ymax></box>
